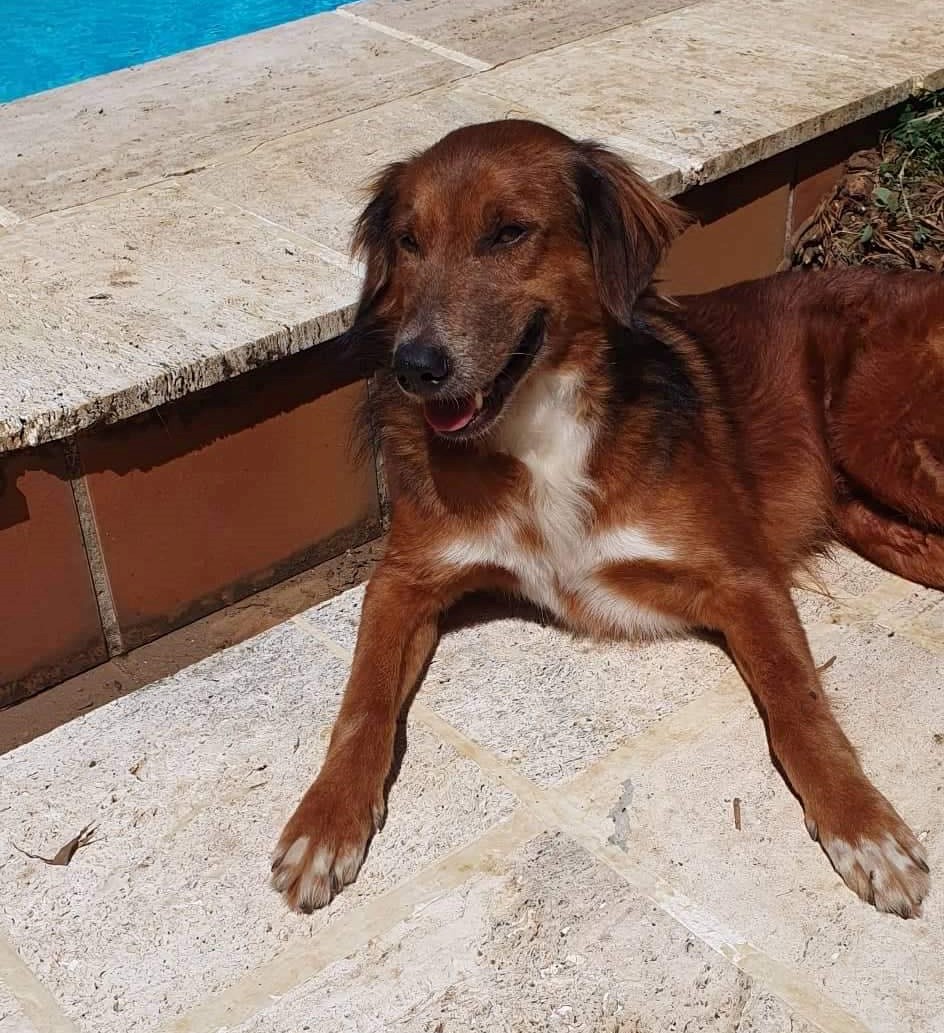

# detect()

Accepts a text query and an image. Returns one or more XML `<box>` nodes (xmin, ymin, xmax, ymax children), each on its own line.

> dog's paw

<box><xmin>806</xmin><ymin>792</ymin><xmax>930</xmax><ymax>918</ymax></box>
<box><xmin>271</xmin><ymin>782</ymin><xmax>385</xmax><ymax>913</ymax></box>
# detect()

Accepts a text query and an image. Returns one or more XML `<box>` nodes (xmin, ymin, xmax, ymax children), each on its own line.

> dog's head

<box><xmin>351</xmin><ymin>119</ymin><xmax>685</xmax><ymax>440</ymax></box>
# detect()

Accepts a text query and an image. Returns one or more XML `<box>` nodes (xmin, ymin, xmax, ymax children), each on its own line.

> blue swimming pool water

<box><xmin>0</xmin><ymin>0</ymin><xmax>351</xmax><ymax>103</ymax></box>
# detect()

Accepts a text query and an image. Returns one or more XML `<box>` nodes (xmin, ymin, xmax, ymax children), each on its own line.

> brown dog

<box><xmin>271</xmin><ymin>119</ymin><xmax>944</xmax><ymax>917</ymax></box>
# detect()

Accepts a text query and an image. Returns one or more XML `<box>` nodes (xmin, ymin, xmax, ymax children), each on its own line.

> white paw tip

<box><xmin>282</xmin><ymin>835</ymin><xmax>309</xmax><ymax>868</ymax></box>
<box><xmin>822</xmin><ymin>832</ymin><xmax>930</xmax><ymax>916</ymax></box>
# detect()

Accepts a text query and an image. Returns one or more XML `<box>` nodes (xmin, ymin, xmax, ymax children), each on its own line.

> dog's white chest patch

<box><xmin>440</xmin><ymin>373</ymin><xmax>680</xmax><ymax>638</ymax></box>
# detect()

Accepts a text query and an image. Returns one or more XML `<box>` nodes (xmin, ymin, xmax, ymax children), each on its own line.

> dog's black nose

<box><xmin>393</xmin><ymin>339</ymin><xmax>452</xmax><ymax>396</ymax></box>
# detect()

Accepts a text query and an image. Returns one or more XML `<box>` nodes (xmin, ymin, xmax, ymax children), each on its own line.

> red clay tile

<box><xmin>0</xmin><ymin>445</ymin><xmax>106</xmax><ymax>707</ymax></box>
<box><xmin>659</xmin><ymin>153</ymin><xmax>793</xmax><ymax>295</ymax></box>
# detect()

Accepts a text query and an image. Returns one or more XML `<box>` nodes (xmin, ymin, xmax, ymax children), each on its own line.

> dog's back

<box><xmin>672</xmin><ymin>268</ymin><xmax>944</xmax><ymax>586</ymax></box>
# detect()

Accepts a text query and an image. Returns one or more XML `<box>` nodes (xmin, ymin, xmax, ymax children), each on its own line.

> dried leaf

<box><xmin>13</xmin><ymin>823</ymin><xmax>99</xmax><ymax>866</ymax></box>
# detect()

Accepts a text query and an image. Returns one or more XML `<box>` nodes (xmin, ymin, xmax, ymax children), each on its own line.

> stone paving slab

<box><xmin>228</xmin><ymin>831</ymin><xmax>821</xmax><ymax>1033</ymax></box>
<box><xmin>469</xmin><ymin>0</ymin><xmax>944</xmax><ymax>184</ymax></box>
<box><xmin>191</xmin><ymin>80</ymin><xmax>683</xmax><ymax>257</ymax></box>
<box><xmin>0</xmin><ymin>12</ymin><xmax>468</xmax><ymax>221</ymax></box>
<box><xmin>348</xmin><ymin>0</ymin><xmax>697</xmax><ymax>65</ymax></box>
<box><xmin>302</xmin><ymin>586</ymin><xmax>732</xmax><ymax>786</ymax></box>
<box><xmin>2</xmin><ymin>0</ymin><xmax>943</xmax><ymax>452</ymax></box>
<box><xmin>1</xmin><ymin>549</ymin><xmax>942</xmax><ymax>1031</ymax></box>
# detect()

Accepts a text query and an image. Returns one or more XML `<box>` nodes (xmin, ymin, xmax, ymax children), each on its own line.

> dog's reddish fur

<box><xmin>271</xmin><ymin>120</ymin><xmax>943</xmax><ymax>916</ymax></box>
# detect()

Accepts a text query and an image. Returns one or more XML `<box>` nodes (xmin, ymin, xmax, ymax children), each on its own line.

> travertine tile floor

<box><xmin>1</xmin><ymin>547</ymin><xmax>941</xmax><ymax>1032</ymax></box>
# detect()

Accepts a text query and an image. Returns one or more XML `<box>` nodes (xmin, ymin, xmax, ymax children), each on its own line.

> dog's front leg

<box><xmin>608</xmin><ymin>562</ymin><xmax>930</xmax><ymax>915</ymax></box>
<box><xmin>716</xmin><ymin>579</ymin><xmax>930</xmax><ymax>917</ymax></box>
<box><xmin>271</xmin><ymin>564</ymin><xmax>443</xmax><ymax>912</ymax></box>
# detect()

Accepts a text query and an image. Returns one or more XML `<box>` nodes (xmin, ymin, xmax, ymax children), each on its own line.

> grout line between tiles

<box><xmin>413</xmin><ymin>661</ymin><xmax>867</xmax><ymax>1032</ymax></box>
<box><xmin>163</xmin><ymin>808</ymin><xmax>542</xmax><ymax>1033</ymax></box>
<box><xmin>63</xmin><ymin>438</ymin><xmax>124</xmax><ymax>657</ymax></box>
<box><xmin>562</xmin><ymin>669</ymin><xmax>746</xmax><ymax>799</ymax></box>
<box><xmin>820</xmin><ymin>573</ymin><xmax>944</xmax><ymax>655</ymax></box>
<box><xmin>534</xmin><ymin>797</ymin><xmax>873</xmax><ymax>1033</ymax></box>
<box><xmin>851</xmin><ymin>572</ymin><xmax>920</xmax><ymax>613</ymax></box>
<box><xmin>834</xmin><ymin>603</ymin><xmax>944</xmax><ymax>657</ymax></box>
<box><xmin>182</xmin><ymin>184</ymin><xmax>364</xmax><ymax>277</ymax></box>
<box><xmin>290</xmin><ymin>609</ymin><xmax>870</xmax><ymax>1033</ymax></box>
<box><xmin>290</xmin><ymin>614</ymin><xmax>351</xmax><ymax>660</ymax></box>
<box><xmin>412</xmin><ymin>700</ymin><xmax>545</xmax><ymax>805</ymax></box>
<box><xmin>0</xmin><ymin>932</ymin><xmax>80</xmax><ymax>1033</ymax></box>
<box><xmin>336</xmin><ymin>9</ymin><xmax>492</xmax><ymax>72</ymax></box>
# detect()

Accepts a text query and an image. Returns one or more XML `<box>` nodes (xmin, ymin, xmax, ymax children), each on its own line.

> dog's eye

<box><xmin>398</xmin><ymin>233</ymin><xmax>419</xmax><ymax>254</ymax></box>
<box><xmin>493</xmin><ymin>224</ymin><xmax>527</xmax><ymax>247</ymax></box>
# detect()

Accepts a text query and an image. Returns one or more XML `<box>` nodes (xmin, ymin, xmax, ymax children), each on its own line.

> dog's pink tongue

<box><xmin>423</xmin><ymin>396</ymin><xmax>478</xmax><ymax>433</ymax></box>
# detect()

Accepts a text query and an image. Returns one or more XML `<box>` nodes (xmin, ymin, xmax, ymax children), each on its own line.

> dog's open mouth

<box><xmin>423</xmin><ymin>311</ymin><xmax>545</xmax><ymax>439</ymax></box>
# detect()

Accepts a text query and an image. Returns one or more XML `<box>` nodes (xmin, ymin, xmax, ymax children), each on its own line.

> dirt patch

<box><xmin>789</xmin><ymin>91</ymin><xmax>944</xmax><ymax>272</ymax></box>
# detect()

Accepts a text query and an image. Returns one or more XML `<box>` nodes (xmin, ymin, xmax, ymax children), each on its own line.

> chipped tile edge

<box><xmin>0</xmin><ymin>302</ymin><xmax>357</xmax><ymax>454</ymax></box>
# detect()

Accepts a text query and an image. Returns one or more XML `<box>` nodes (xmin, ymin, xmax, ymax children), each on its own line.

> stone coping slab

<box><xmin>1</xmin><ymin>0</ymin><xmax>943</xmax><ymax>453</ymax></box>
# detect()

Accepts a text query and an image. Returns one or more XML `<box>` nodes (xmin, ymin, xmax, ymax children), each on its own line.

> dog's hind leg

<box><xmin>837</xmin><ymin>494</ymin><xmax>944</xmax><ymax>590</ymax></box>
<box><xmin>829</xmin><ymin>328</ymin><xmax>944</xmax><ymax>587</ymax></box>
<box><xmin>830</xmin><ymin>325</ymin><xmax>944</xmax><ymax>514</ymax></box>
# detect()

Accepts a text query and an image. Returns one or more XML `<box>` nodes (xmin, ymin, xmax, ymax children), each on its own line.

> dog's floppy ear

<box><xmin>351</xmin><ymin>161</ymin><xmax>406</xmax><ymax>318</ymax></box>
<box><xmin>574</xmin><ymin>143</ymin><xmax>686</xmax><ymax>324</ymax></box>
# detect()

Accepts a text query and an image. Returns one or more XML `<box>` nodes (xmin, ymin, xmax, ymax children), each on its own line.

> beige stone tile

<box><xmin>793</xmin><ymin>546</ymin><xmax>902</xmax><ymax>624</ymax></box>
<box><xmin>302</xmin><ymin>586</ymin><xmax>732</xmax><ymax>787</ymax></box>
<box><xmin>469</xmin><ymin>0</ymin><xmax>940</xmax><ymax>183</ymax></box>
<box><xmin>565</xmin><ymin>620</ymin><xmax>944</xmax><ymax>1033</ymax></box>
<box><xmin>229</xmin><ymin>831</ymin><xmax>820</xmax><ymax>1033</ymax></box>
<box><xmin>881</xmin><ymin>585</ymin><xmax>944</xmax><ymax>646</ymax></box>
<box><xmin>0</xmin><ymin>12</ymin><xmax>470</xmax><ymax>219</ymax></box>
<box><xmin>191</xmin><ymin>80</ymin><xmax>682</xmax><ymax>255</ymax></box>
<box><xmin>349</xmin><ymin>0</ymin><xmax>697</xmax><ymax>65</ymax></box>
<box><xmin>675</xmin><ymin>0</ymin><xmax>944</xmax><ymax>86</ymax></box>
<box><xmin>0</xmin><ymin>621</ymin><xmax>516</xmax><ymax>1033</ymax></box>
<box><xmin>0</xmin><ymin>181</ymin><xmax>359</xmax><ymax>450</ymax></box>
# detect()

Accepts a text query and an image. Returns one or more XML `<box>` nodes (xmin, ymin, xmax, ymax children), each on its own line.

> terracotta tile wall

<box><xmin>789</xmin><ymin>109</ymin><xmax>897</xmax><ymax>239</ymax></box>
